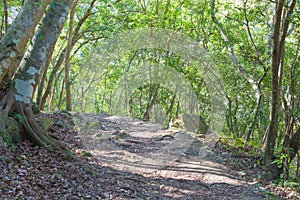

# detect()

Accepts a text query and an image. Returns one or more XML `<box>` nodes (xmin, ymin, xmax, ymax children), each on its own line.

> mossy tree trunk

<box><xmin>0</xmin><ymin>0</ymin><xmax>73</xmax><ymax>151</ymax></box>
<box><xmin>0</xmin><ymin>0</ymin><xmax>50</xmax><ymax>83</ymax></box>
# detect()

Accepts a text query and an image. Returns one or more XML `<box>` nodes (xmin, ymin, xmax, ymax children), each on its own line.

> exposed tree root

<box><xmin>15</xmin><ymin>103</ymin><xmax>68</xmax><ymax>151</ymax></box>
<box><xmin>1</xmin><ymin>90</ymin><xmax>68</xmax><ymax>152</ymax></box>
<box><xmin>159</xmin><ymin>134</ymin><xmax>175</xmax><ymax>141</ymax></box>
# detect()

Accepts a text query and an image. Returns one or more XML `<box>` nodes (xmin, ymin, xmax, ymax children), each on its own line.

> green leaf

<box><xmin>14</xmin><ymin>114</ymin><xmax>24</xmax><ymax>124</ymax></box>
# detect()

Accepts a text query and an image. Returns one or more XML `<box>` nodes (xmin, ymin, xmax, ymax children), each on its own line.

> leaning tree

<box><xmin>0</xmin><ymin>0</ymin><xmax>73</xmax><ymax>150</ymax></box>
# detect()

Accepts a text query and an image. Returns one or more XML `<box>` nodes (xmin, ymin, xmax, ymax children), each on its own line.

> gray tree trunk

<box><xmin>0</xmin><ymin>0</ymin><xmax>50</xmax><ymax>82</ymax></box>
<box><xmin>1</xmin><ymin>0</ymin><xmax>73</xmax><ymax>150</ymax></box>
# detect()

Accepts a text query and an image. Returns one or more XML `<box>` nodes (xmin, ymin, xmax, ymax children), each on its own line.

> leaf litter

<box><xmin>0</xmin><ymin>111</ymin><xmax>297</xmax><ymax>199</ymax></box>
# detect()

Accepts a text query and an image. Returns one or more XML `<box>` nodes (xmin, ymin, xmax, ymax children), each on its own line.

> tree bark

<box><xmin>0</xmin><ymin>0</ymin><xmax>73</xmax><ymax>150</ymax></box>
<box><xmin>263</xmin><ymin>0</ymin><xmax>296</xmax><ymax>167</ymax></box>
<box><xmin>1</xmin><ymin>0</ymin><xmax>8</xmax><ymax>36</ymax></box>
<box><xmin>35</xmin><ymin>42</ymin><xmax>57</xmax><ymax>108</ymax></box>
<box><xmin>39</xmin><ymin>49</ymin><xmax>66</xmax><ymax>110</ymax></box>
<box><xmin>37</xmin><ymin>0</ymin><xmax>96</xmax><ymax>111</ymax></box>
<box><xmin>64</xmin><ymin>0</ymin><xmax>78</xmax><ymax>111</ymax></box>
<box><xmin>143</xmin><ymin>84</ymin><xmax>159</xmax><ymax>121</ymax></box>
<box><xmin>0</xmin><ymin>0</ymin><xmax>50</xmax><ymax>82</ymax></box>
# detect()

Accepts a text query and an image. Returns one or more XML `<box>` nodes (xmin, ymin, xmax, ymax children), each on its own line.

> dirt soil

<box><xmin>71</xmin><ymin>112</ymin><xmax>269</xmax><ymax>200</ymax></box>
<box><xmin>1</xmin><ymin>111</ymin><xmax>292</xmax><ymax>199</ymax></box>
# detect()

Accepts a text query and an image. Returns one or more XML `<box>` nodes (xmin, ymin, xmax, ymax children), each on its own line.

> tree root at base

<box><xmin>15</xmin><ymin>103</ymin><xmax>68</xmax><ymax>151</ymax></box>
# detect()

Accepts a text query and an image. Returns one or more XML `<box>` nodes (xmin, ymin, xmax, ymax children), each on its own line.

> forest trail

<box><xmin>72</xmin><ymin>112</ymin><xmax>267</xmax><ymax>200</ymax></box>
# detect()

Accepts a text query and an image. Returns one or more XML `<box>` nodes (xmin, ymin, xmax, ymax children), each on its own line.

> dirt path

<box><xmin>72</xmin><ymin>112</ymin><xmax>267</xmax><ymax>199</ymax></box>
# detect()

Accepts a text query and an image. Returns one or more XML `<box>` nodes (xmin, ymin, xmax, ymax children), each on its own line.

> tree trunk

<box><xmin>37</xmin><ymin>0</ymin><xmax>96</xmax><ymax>111</ymax></box>
<box><xmin>0</xmin><ymin>0</ymin><xmax>50</xmax><ymax>82</ymax></box>
<box><xmin>35</xmin><ymin>42</ymin><xmax>57</xmax><ymax>109</ymax></box>
<box><xmin>39</xmin><ymin>49</ymin><xmax>66</xmax><ymax>110</ymax></box>
<box><xmin>0</xmin><ymin>0</ymin><xmax>73</xmax><ymax>150</ymax></box>
<box><xmin>281</xmin><ymin>44</ymin><xmax>298</xmax><ymax>180</ymax></box>
<box><xmin>1</xmin><ymin>0</ymin><xmax>8</xmax><ymax>37</ymax></box>
<box><xmin>166</xmin><ymin>94</ymin><xmax>176</xmax><ymax>124</ymax></box>
<box><xmin>64</xmin><ymin>0</ymin><xmax>78</xmax><ymax>111</ymax></box>
<box><xmin>143</xmin><ymin>84</ymin><xmax>159</xmax><ymax>121</ymax></box>
<box><xmin>263</xmin><ymin>0</ymin><xmax>296</xmax><ymax>168</ymax></box>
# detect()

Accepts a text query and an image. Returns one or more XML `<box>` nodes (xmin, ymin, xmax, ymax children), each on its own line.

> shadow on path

<box><xmin>71</xmin><ymin>112</ymin><xmax>271</xmax><ymax>199</ymax></box>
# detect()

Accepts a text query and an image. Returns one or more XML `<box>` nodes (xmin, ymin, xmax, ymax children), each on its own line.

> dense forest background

<box><xmin>0</xmin><ymin>0</ymin><xmax>299</xmax><ymax>184</ymax></box>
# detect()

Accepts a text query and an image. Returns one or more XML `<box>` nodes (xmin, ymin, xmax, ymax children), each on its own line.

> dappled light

<box><xmin>0</xmin><ymin>0</ymin><xmax>300</xmax><ymax>199</ymax></box>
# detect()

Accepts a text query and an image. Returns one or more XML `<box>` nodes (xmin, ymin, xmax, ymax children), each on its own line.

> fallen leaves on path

<box><xmin>0</xmin><ymin>111</ymin><xmax>297</xmax><ymax>199</ymax></box>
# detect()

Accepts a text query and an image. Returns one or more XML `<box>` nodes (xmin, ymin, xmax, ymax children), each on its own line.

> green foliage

<box><xmin>218</xmin><ymin>136</ymin><xmax>260</xmax><ymax>156</ymax></box>
<box><xmin>14</xmin><ymin>113</ymin><xmax>24</xmax><ymax>124</ymax></box>
<box><xmin>233</xmin><ymin>137</ymin><xmax>245</xmax><ymax>147</ymax></box>
<box><xmin>80</xmin><ymin>151</ymin><xmax>93</xmax><ymax>157</ymax></box>
<box><xmin>0</xmin><ymin>130</ymin><xmax>17</xmax><ymax>150</ymax></box>
<box><xmin>260</xmin><ymin>190</ymin><xmax>278</xmax><ymax>200</ymax></box>
<box><xmin>25</xmin><ymin>0</ymin><xmax>300</xmax><ymax>182</ymax></box>
<box><xmin>272</xmin><ymin>148</ymin><xmax>294</xmax><ymax>168</ymax></box>
<box><xmin>285</xmin><ymin>181</ymin><xmax>300</xmax><ymax>189</ymax></box>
